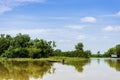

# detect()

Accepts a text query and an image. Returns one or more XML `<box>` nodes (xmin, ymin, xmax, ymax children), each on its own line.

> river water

<box><xmin>0</xmin><ymin>58</ymin><xmax>120</xmax><ymax>80</ymax></box>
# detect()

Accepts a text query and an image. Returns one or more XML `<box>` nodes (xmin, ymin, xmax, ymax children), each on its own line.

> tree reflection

<box><xmin>64</xmin><ymin>60</ymin><xmax>90</xmax><ymax>72</ymax></box>
<box><xmin>105</xmin><ymin>59</ymin><xmax>120</xmax><ymax>71</ymax></box>
<box><xmin>0</xmin><ymin>61</ymin><xmax>53</xmax><ymax>80</ymax></box>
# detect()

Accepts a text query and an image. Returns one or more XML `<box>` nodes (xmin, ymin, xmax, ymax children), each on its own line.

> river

<box><xmin>0</xmin><ymin>58</ymin><xmax>120</xmax><ymax>80</ymax></box>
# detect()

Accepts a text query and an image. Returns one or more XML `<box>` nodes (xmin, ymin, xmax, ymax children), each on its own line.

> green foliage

<box><xmin>33</xmin><ymin>39</ymin><xmax>55</xmax><ymax>57</ymax></box>
<box><xmin>74</xmin><ymin>42</ymin><xmax>91</xmax><ymax>58</ymax></box>
<box><xmin>13</xmin><ymin>48</ymin><xmax>29</xmax><ymax>58</ymax></box>
<box><xmin>53</xmin><ymin>49</ymin><xmax>62</xmax><ymax>56</ymax></box>
<box><xmin>105</xmin><ymin>48</ymin><xmax>115</xmax><ymax>57</ymax></box>
<box><xmin>0</xmin><ymin>34</ymin><xmax>11</xmax><ymax>55</ymax></box>
<box><xmin>27</xmin><ymin>48</ymin><xmax>41</xmax><ymax>58</ymax></box>
<box><xmin>2</xmin><ymin>47</ymin><xmax>29</xmax><ymax>58</ymax></box>
<box><xmin>116</xmin><ymin>44</ymin><xmax>120</xmax><ymax>56</ymax></box>
<box><xmin>75</xmin><ymin>42</ymin><xmax>83</xmax><ymax>51</ymax></box>
<box><xmin>84</xmin><ymin>50</ymin><xmax>92</xmax><ymax>58</ymax></box>
<box><xmin>0</xmin><ymin>33</ymin><xmax>55</xmax><ymax>58</ymax></box>
<box><xmin>12</xmin><ymin>33</ymin><xmax>30</xmax><ymax>48</ymax></box>
<box><xmin>104</xmin><ymin>44</ymin><xmax>120</xmax><ymax>57</ymax></box>
<box><xmin>54</xmin><ymin>42</ymin><xmax>92</xmax><ymax>58</ymax></box>
<box><xmin>1</xmin><ymin>46</ymin><xmax>14</xmax><ymax>58</ymax></box>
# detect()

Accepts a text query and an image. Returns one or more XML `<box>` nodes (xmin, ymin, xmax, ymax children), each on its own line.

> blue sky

<box><xmin>0</xmin><ymin>0</ymin><xmax>120</xmax><ymax>54</ymax></box>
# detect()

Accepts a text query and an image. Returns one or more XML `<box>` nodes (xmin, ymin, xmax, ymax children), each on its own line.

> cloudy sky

<box><xmin>0</xmin><ymin>0</ymin><xmax>120</xmax><ymax>53</ymax></box>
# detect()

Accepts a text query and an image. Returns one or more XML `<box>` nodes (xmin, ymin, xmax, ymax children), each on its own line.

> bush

<box><xmin>27</xmin><ymin>48</ymin><xmax>41</xmax><ymax>58</ymax></box>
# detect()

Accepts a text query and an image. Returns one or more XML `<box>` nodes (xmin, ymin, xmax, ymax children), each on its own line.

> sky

<box><xmin>0</xmin><ymin>0</ymin><xmax>120</xmax><ymax>54</ymax></box>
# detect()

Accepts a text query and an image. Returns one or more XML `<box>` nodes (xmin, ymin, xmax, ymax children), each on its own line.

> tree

<box><xmin>116</xmin><ymin>44</ymin><xmax>120</xmax><ymax>57</ymax></box>
<box><xmin>84</xmin><ymin>50</ymin><xmax>92</xmax><ymax>58</ymax></box>
<box><xmin>0</xmin><ymin>33</ymin><xmax>56</xmax><ymax>58</ymax></box>
<box><xmin>104</xmin><ymin>44</ymin><xmax>120</xmax><ymax>57</ymax></box>
<box><xmin>74</xmin><ymin>42</ymin><xmax>84</xmax><ymax>57</ymax></box>
<box><xmin>105</xmin><ymin>48</ymin><xmax>115</xmax><ymax>57</ymax></box>
<box><xmin>0</xmin><ymin>34</ymin><xmax>11</xmax><ymax>55</ymax></box>
<box><xmin>75</xmin><ymin>42</ymin><xmax>84</xmax><ymax>51</ymax></box>
<box><xmin>97</xmin><ymin>51</ymin><xmax>101</xmax><ymax>57</ymax></box>
<box><xmin>12</xmin><ymin>33</ymin><xmax>30</xmax><ymax>48</ymax></box>
<box><xmin>1</xmin><ymin>46</ymin><xmax>14</xmax><ymax>58</ymax></box>
<box><xmin>54</xmin><ymin>49</ymin><xmax>62</xmax><ymax>56</ymax></box>
<box><xmin>33</xmin><ymin>39</ymin><xmax>55</xmax><ymax>58</ymax></box>
<box><xmin>27</xmin><ymin>47</ymin><xmax>41</xmax><ymax>58</ymax></box>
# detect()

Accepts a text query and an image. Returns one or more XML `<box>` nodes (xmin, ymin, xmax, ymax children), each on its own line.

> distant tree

<box><xmin>75</xmin><ymin>42</ymin><xmax>84</xmax><ymax>51</ymax></box>
<box><xmin>55</xmin><ymin>49</ymin><xmax>62</xmax><ymax>53</ymax></box>
<box><xmin>54</xmin><ymin>49</ymin><xmax>62</xmax><ymax>56</ymax></box>
<box><xmin>0</xmin><ymin>34</ymin><xmax>11</xmax><ymax>55</ymax></box>
<box><xmin>116</xmin><ymin>44</ymin><xmax>120</xmax><ymax>57</ymax></box>
<box><xmin>74</xmin><ymin>42</ymin><xmax>84</xmax><ymax>57</ymax></box>
<box><xmin>0</xmin><ymin>33</ymin><xmax>56</xmax><ymax>58</ymax></box>
<box><xmin>84</xmin><ymin>50</ymin><xmax>92</xmax><ymax>58</ymax></box>
<box><xmin>105</xmin><ymin>48</ymin><xmax>115</xmax><ymax>57</ymax></box>
<box><xmin>104</xmin><ymin>44</ymin><xmax>120</xmax><ymax>57</ymax></box>
<box><xmin>27</xmin><ymin>47</ymin><xmax>41</xmax><ymax>58</ymax></box>
<box><xmin>97</xmin><ymin>51</ymin><xmax>101</xmax><ymax>57</ymax></box>
<box><xmin>12</xmin><ymin>33</ymin><xmax>30</xmax><ymax>48</ymax></box>
<box><xmin>1</xmin><ymin>46</ymin><xmax>14</xmax><ymax>58</ymax></box>
<box><xmin>13</xmin><ymin>48</ymin><xmax>29</xmax><ymax>58</ymax></box>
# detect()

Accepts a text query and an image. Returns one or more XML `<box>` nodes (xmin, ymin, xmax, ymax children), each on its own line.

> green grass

<box><xmin>0</xmin><ymin>57</ymin><xmax>89</xmax><ymax>62</ymax></box>
<box><xmin>45</xmin><ymin>56</ymin><xmax>89</xmax><ymax>61</ymax></box>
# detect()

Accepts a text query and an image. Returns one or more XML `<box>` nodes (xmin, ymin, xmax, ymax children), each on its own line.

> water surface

<box><xmin>0</xmin><ymin>58</ymin><xmax>120</xmax><ymax>80</ymax></box>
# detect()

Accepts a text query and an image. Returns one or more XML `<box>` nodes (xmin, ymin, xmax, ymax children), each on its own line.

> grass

<box><xmin>45</xmin><ymin>56</ymin><xmax>89</xmax><ymax>61</ymax></box>
<box><xmin>0</xmin><ymin>56</ymin><xmax>89</xmax><ymax>62</ymax></box>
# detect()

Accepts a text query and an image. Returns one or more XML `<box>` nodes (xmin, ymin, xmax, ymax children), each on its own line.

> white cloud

<box><xmin>103</xmin><ymin>36</ymin><xmax>110</xmax><ymax>39</ymax></box>
<box><xmin>77</xmin><ymin>35</ymin><xmax>86</xmax><ymax>40</ymax></box>
<box><xmin>67</xmin><ymin>25</ymin><xmax>84</xmax><ymax>30</ymax></box>
<box><xmin>0</xmin><ymin>6</ymin><xmax>12</xmax><ymax>14</ymax></box>
<box><xmin>0</xmin><ymin>0</ymin><xmax>46</xmax><ymax>14</ymax></box>
<box><xmin>103</xmin><ymin>26</ymin><xmax>120</xmax><ymax>32</ymax></box>
<box><xmin>81</xmin><ymin>16</ymin><xmax>96</xmax><ymax>23</ymax></box>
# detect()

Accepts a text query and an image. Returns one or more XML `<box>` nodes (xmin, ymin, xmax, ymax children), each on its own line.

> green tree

<box><xmin>12</xmin><ymin>33</ymin><xmax>30</xmax><ymax>48</ymax></box>
<box><xmin>1</xmin><ymin>46</ymin><xmax>14</xmax><ymax>58</ymax></box>
<box><xmin>97</xmin><ymin>51</ymin><xmax>101</xmax><ymax>57</ymax></box>
<box><xmin>33</xmin><ymin>39</ymin><xmax>55</xmax><ymax>58</ymax></box>
<box><xmin>75</xmin><ymin>42</ymin><xmax>84</xmax><ymax>51</ymax></box>
<box><xmin>84</xmin><ymin>50</ymin><xmax>92</xmax><ymax>58</ymax></box>
<box><xmin>116</xmin><ymin>44</ymin><xmax>120</xmax><ymax>57</ymax></box>
<box><xmin>0</xmin><ymin>34</ymin><xmax>11</xmax><ymax>55</ymax></box>
<box><xmin>54</xmin><ymin>49</ymin><xmax>62</xmax><ymax>56</ymax></box>
<box><xmin>0</xmin><ymin>33</ymin><xmax>56</xmax><ymax>58</ymax></box>
<box><xmin>27</xmin><ymin>47</ymin><xmax>41</xmax><ymax>58</ymax></box>
<box><xmin>74</xmin><ymin>42</ymin><xmax>84</xmax><ymax>57</ymax></box>
<box><xmin>105</xmin><ymin>48</ymin><xmax>115</xmax><ymax>57</ymax></box>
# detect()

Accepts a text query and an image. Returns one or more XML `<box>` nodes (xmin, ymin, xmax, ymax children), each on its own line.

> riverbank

<box><xmin>0</xmin><ymin>57</ymin><xmax>89</xmax><ymax>62</ymax></box>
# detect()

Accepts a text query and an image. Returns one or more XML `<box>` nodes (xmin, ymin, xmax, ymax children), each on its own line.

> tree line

<box><xmin>54</xmin><ymin>42</ymin><xmax>91</xmax><ymax>58</ymax></box>
<box><xmin>0</xmin><ymin>33</ymin><xmax>92</xmax><ymax>58</ymax></box>
<box><xmin>0</xmin><ymin>33</ymin><xmax>55</xmax><ymax>58</ymax></box>
<box><xmin>104</xmin><ymin>44</ymin><xmax>120</xmax><ymax>57</ymax></box>
<box><xmin>0</xmin><ymin>33</ymin><xmax>120</xmax><ymax>58</ymax></box>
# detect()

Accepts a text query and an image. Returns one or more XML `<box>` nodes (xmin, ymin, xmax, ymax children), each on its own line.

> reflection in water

<box><xmin>1</xmin><ymin>59</ymin><xmax>120</xmax><ymax>80</ymax></box>
<box><xmin>0</xmin><ymin>61</ymin><xmax>53</xmax><ymax>80</ymax></box>
<box><xmin>64</xmin><ymin>60</ymin><xmax>90</xmax><ymax>72</ymax></box>
<box><xmin>0</xmin><ymin>60</ymin><xmax>89</xmax><ymax>80</ymax></box>
<box><xmin>97</xmin><ymin>58</ymin><xmax>100</xmax><ymax>64</ymax></box>
<box><xmin>41</xmin><ymin>60</ymin><xmax>90</xmax><ymax>80</ymax></box>
<box><xmin>105</xmin><ymin>59</ymin><xmax>120</xmax><ymax>71</ymax></box>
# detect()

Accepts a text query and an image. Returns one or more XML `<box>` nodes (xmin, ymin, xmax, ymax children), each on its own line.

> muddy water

<box><xmin>0</xmin><ymin>58</ymin><xmax>120</xmax><ymax>80</ymax></box>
